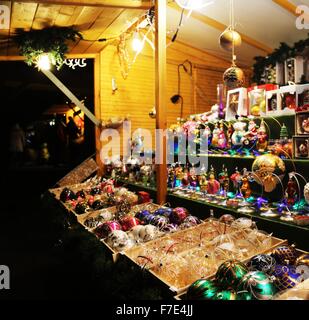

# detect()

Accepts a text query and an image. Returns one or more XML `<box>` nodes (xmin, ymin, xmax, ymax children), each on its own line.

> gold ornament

<box><xmin>252</xmin><ymin>154</ymin><xmax>286</xmax><ymax>193</ymax></box>
<box><xmin>219</xmin><ymin>29</ymin><xmax>242</xmax><ymax>51</ymax></box>
<box><xmin>223</xmin><ymin>65</ymin><xmax>245</xmax><ymax>89</ymax></box>
<box><xmin>149</xmin><ymin>107</ymin><xmax>156</xmax><ymax>119</ymax></box>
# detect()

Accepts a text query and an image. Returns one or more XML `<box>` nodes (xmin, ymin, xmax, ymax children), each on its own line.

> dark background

<box><xmin>0</xmin><ymin>59</ymin><xmax>98</xmax><ymax>299</ymax></box>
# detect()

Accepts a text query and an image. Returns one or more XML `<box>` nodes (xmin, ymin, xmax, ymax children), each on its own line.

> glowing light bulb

<box><xmin>36</xmin><ymin>54</ymin><xmax>51</xmax><ymax>70</ymax></box>
<box><xmin>132</xmin><ymin>32</ymin><xmax>144</xmax><ymax>53</ymax></box>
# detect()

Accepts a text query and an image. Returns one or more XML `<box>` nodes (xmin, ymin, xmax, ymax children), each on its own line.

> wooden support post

<box><xmin>155</xmin><ymin>0</ymin><xmax>167</xmax><ymax>205</ymax></box>
<box><xmin>94</xmin><ymin>53</ymin><xmax>103</xmax><ymax>174</ymax></box>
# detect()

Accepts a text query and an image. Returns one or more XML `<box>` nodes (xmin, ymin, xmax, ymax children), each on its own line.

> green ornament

<box><xmin>236</xmin><ymin>291</ymin><xmax>253</xmax><ymax>300</ymax></box>
<box><xmin>186</xmin><ymin>279</ymin><xmax>218</xmax><ymax>300</ymax></box>
<box><xmin>238</xmin><ymin>271</ymin><xmax>276</xmax><ymax>300</ymax></box>
<box><xmin>215</xmin><ymin>290</ymin><xmax>237</xmax><ymax>300</ymax></box>
<box><xmin>215</xmin><ymin>260</ymin><xmax>249</xmax><ymax>290</ymax></box>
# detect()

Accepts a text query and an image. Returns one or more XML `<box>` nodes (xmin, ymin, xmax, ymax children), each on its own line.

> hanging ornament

<box><xmin>149</xmin><ymin>106</ymin><xmax>156</xmax><ymax>119</ymax></box>
<box><xmin>219</xmin><ymin>29</ymin><xmax>242</xmax><ymax>51</ymax></box>
<box><xmin>223</xmin><ymin>64</ymin><xmax>245</xmax><ymax>89</ymax></box>
<box><xmin>215</xmin><ymin>260</ymin><xmax>249</xmax><ymax>289</ymax></box>
<box><xmin>186</xmin><ymin>279</ymin><xmax>219</xmax><ymax>300</ymax></box>
<box><xmin>238</xmin><ymin>271</ymin><xmax>276</xmax><ymax>300</ymax></box>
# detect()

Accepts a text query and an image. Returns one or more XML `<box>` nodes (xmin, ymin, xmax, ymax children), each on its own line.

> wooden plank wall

<box><xmin>97</xmin><ymin>40</ymin><xmax>252</xmax><ymax>159</ymax></box>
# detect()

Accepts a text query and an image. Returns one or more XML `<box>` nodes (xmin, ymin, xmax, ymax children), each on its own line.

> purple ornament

<box><xmin>162</xmin><ymin>224</ymin><xmax>178</xmax><ymax>233</ymax></box>
<box><xmin>60</xmin><ymin>188</ymin><xmax>76</xmax><ymax>202</ymax></box>
<box><xmin>150</xmin><ymin>215</ymin><xmax>169</xmax><ymax>229</ymax></box>
<box><xmin>135</xmin><ymin>210</ymin><xmax>151</xmax><ymax>221</ymax></box>
<box><xmin>169</xmin><ymin>207</ymin><xmax>189</xmax><ymax>225</ymax></box>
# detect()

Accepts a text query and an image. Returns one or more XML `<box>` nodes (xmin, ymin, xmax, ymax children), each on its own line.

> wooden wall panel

<box><xmin>98</xmin><ymin>41</ymin><xmax>252</xmax><ymax>156</ymax></box>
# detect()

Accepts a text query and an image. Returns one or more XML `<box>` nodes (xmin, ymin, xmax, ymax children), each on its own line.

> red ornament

<box><xmin>138</xmin><ymin>191</ymin><xmax>151</xmax><ymax>204</ymax></box>
<box><xmin>95</xmin><ymin>221</ymin><xmax>122</xmax><ymax>238</ymax></box>
<box><xmin>170</xmin><ymin>207</ymin><xmax>189</xmax><ymax>225</ymax></box>
<box><xmin>120</xmin><ymin>217</ymin><xmax>142</xmax><ymax>231</ymax></box>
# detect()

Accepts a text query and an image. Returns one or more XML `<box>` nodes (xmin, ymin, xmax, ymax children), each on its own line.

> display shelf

<box><xmin>167</xmin><ymin>193</ymin><xmax>309</xmax><ymax>251</ymax></box>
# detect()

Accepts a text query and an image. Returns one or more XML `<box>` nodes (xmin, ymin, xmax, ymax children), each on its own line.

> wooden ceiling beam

<box><xmin>12</xmin><ymin>0</ymin><xmax>152</xmax><ymax>10</ymax></box>
<box><xmin>272</xmin><ymin>0</ymin><xmax>297</xmax><ymax>16</ymax></box>
<box><xmin>169</xmin><ymin>3</ymin><xmax>273</xmax><ymax>54</ymax></box>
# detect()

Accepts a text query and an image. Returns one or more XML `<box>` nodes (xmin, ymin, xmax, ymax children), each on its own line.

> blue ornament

<box><xmin>248</xmin><ymin>254</ymin><xmax>276</xmax><ymax>275</ymax></box>
<box><xmin>272</xmin><ymin>264</ymin><xmax>301</xmax><ymax>291</ymax></box>
<box><xmin>135</xmin><ymin>210</ymin><xmax>151</xmax><ymax>221</ymax></box>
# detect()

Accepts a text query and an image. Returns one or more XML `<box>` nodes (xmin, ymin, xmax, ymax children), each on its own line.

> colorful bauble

<box><xmin>138</xmin><ymin>225</ymin><xmax>158</xmax><ymax>242</ymax></box>
<box><xmin>304</xmin><ymin>183</ymin><xmax>309</xmax><ymax>205</ymax></box>
<box><xmin>215</xmin><ymin>260</ymin><xmax>249</xmax><ymax>289</ymax></box>
<box><xmin>95</xmin><ymin>221</ymin><xmax>122</xmax><ymax>239</ymax></box>
<box><xmin>92</xmin><ymin>200</ymin><xmax>106</xmax><ymax>211</ymax></box>
<box><xmin>238</xmin><ymin>271</ymin><xmax>276</xmax><ymax>300</ymax></box>
<box><xmin>120</xmin><ymin>217</ymin><xmax>141</xmax><ymax>232</ymax></box>
<box><xmin>272</xmin><ymin>245</ymin><xmax>298</xmax><ymax>265</ymax></box>
<box><xmin>215</xmin><ymin>290</ymin><xmax>237</xmax><ymax>300</ymax></box>
<box><xmin>296</xmin><ymin>254</ymin><xmax>309</xmax><ymax>267</ymax></box>
<box><xmin>135</xmin><ymin>210</ymin><xmax>151</xmax><ymax>221</ymax></box>
<box><xmin>170</xmin><ymin>207</ymin><xmax>189</xmax><ymax>225</ymax></box>
<box><xmin>149</xmin><ymin>215</ymin><xmax>169</xmax><ymax>229</ymax></box>
<box><xmin>219</xmin><ymin>29</ymin><xmax>242</xmax><ymax>51</ymax></box>
<box><xmin>186</xmin><ymin>279</ymin><xmax>218</xmax><ymax>300</ymax></box>
<box><xmin>247</xmin><ymin>254</ymin><xmax>276</xmax><ymax>275</ymax></box>
<box><xmin>76</xmin><ymin>190</ymin><xmax>86</xmax><ymax>199</ymax></box>
<box><xmin>106</xmin><ymin>230</ymin><xmax>132</xmax><ymax>251</ymax></box>
<box><xmin>162</xmin><ymin>224</ymin><xmax>178</xmax><ymax>233</ymax></box>
<box><xmin>252</xmin><ymin>154</ymin><xmax>286</xmax><ymax>193</ymax></box>
<box><xmin>75</xmin><ymin>202</ymin><xmax>89</xmax><ymax>215</ymax></box>
<box><xmin>90</xmin><ymin>187</ymin><xmax>102</xmax><ymax>196</ymax></box>
<box><xmin>272</xmin><ymin>265</ymin><xmax>301</xmax><ymax>291</ymax></box>
<box><xmin>84</xmin><ymin>216</ymin><xmax>103</xmax><ymax>229</ymax></box>
<box><xmin>144</xmin><ymin>214</ymin><xmax>156</xmax><ymax>225</ymax></box>
<box><xmin>223</xmin><ymin>65</ymin><xmax>245</xmax><ymax>89</ymax></box>
<box><xmin>60</xmin><ymin>188</ymin><xmax>76</xmax><ymax>202</ymax></box>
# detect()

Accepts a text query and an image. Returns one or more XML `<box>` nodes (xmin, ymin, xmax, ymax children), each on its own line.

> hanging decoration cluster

<box><xmin>14</xmin><ymin>27</ymin><xmax>82</xmax><ymax>68</ymax></box>
<box><xmin>253</xmin><ymin>33</ymin><xmax>309</xmax><ymax>84</ymax></box>
<box><xmin>222</xmin><ymin>0</ymin><xmax>245</xmax><ymax>90</ymax></box>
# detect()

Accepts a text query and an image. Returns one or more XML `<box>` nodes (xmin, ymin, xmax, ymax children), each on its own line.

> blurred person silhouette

<box><xmin>9</xmin><ymin>123</ymin><xmax>25</xmax><ymax>166</ymax></box>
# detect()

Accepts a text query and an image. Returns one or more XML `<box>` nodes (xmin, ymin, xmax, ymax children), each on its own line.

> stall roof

<box><xmin>0</xmin><ymin>0</ymin><xmax>308</xmax><ymax>66</ymax></box>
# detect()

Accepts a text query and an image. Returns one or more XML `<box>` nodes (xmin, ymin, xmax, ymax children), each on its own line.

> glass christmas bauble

<box><xmin>169</xmin><ymin>207</ymin><xmax>189</xmax><ymax>225</ymax></box>
<box><xmin>60</xmin><ymin>188</ymin><xmax>76</xmax><ymax>202</ymax></box>
<box><xmin>75</xmin><ymin>202</ymin><xmax>89</xmax><ymax>215</ymax></box>
<box><xmin>187</xmin><ymin>279</ymin><xmax>218</xmax><ymax>300</ymax></box>
<box><xmin>223</xmin><ymin>65</ymin><xmax>245</xmax><ymax>89</ymax></box>
<box><xmin>272</xmin><ymin>265</ymin><xmax>301</xmax><ymax>291</ymax></box>
<box><xmin>215</xmin><ymin>260</ymin><xmax>249</xmax><ymax>289</ymax></box>
<box><xmin>247</xmin><ymin>254</ymin><xmax>277</xmax><ymax>275</ymax></box>
<box><xmin>219</xmin><ymin>29</ymin><xmax>242</xmax><ymax>51</ymax></box>
<box><xmin>304</xmin><ymin>183</ymin><xmax>309</xmax><ymax>205</ymax></box>
<box><xmin>272</xmin><ymin>245</ymin><xmax>298</xmax><ymax>265</ymax></box>
<box><xmin>238</xmin><ymin>271</ymin><xmax>276</xmax><ymax>300</ymax></box>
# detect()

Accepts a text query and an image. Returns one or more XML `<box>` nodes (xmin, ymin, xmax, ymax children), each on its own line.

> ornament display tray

<box><xmin>274</xmin><ymin>278</ymin><xmax>309</xmax><ymax>300</ymax></box>
<box><xmin>123</xmin><ymin>221</ymin><xmax>286</xmax><ymax>295</ymax></box>
<box><xmin>174</xmin><ymin>244</ymin><xmax>308</xmax><ymax>300</ymax></box>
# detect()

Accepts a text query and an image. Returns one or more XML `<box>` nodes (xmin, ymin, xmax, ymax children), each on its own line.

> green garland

<box><xmin>253</xmin><ymin>33</ymin><xmax>309</xmax><ymax>84</ymax></box>
<box><xmin>14</xmin><ymin>27</ymin><xmax>82</xmax><ymax>67</ymax></box>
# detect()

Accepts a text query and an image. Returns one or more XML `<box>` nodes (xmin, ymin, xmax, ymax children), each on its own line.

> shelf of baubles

<box><xmin>116</xmin><ymin>179</ymin><xmax>309</xmax><ymax>251</ymax></box>
<box><xmin>114</xmin><ymin>113</ymin><xmax>309</xmax><ymax>250</ymax></box>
